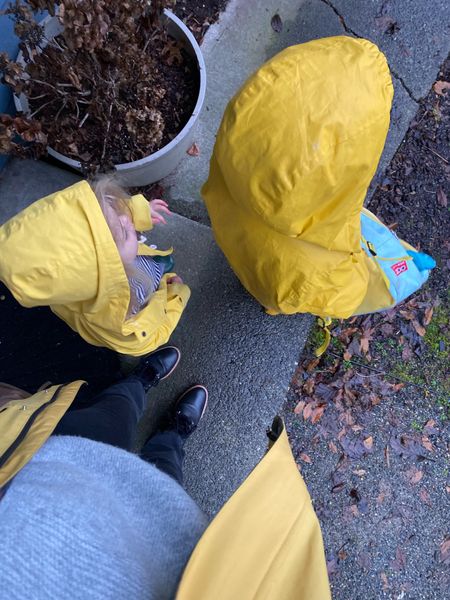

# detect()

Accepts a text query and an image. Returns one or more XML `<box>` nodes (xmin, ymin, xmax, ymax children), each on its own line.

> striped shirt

<box><xmin>129</xmin><ymin>256</ymin><xmax>164</xmax><ymax>315</ymax></box>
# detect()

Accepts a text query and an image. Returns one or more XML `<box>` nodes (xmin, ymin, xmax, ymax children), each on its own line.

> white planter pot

<box><xmin>14</xmin><ymin>10</ymin><xmax>206</xmax><ymax>186</ymax></box>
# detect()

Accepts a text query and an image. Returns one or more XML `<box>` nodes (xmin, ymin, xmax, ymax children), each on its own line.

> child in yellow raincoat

<box><xmin>0</xmin><ymin>177</ymin><xmax>190</xmax><ymax>356</ymax></box>
<box><xmin>203</xmin><ymin>36</ymin><xmax>434</xmax><ymax>320</ymax></box>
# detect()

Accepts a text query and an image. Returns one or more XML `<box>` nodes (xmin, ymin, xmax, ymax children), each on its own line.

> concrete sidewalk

<box><xmin>0</xmin><ymin>0</ymin><xmax>448</xmax><ymax>517</ymax></box>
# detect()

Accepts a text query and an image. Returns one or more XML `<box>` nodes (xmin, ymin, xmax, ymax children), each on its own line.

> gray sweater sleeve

<box><xmin>0</xmin><ymin>436</ymin><xmax>208</xmax><ymax>600</ymax></box>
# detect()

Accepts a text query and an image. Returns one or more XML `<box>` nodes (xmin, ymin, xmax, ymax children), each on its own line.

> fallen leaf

<box><xmin>294</xmin><ymin>400</ymin><xmax>305</xmax><ymax>415</ymax></box>
<box><xmin>270</xmin><ymin>13</ymin><xmax>283</xmax><ymax>33</ymax></box>
<box><xmin>187</xmin><ymin>142</ymin><xmax>200</xmax><ymax>156</ymax></box>
<box><xmin>380</xmin><ymin>571</ymin><xmax>389</xmax><ymax>591</ymax></box>
<box><xmin>446</xmin><ymin>485</ymin><xmax>450</xmax><ymax>494</ymax></box>
<box><xmin>438</xmin><ymin>536</ymin><xmax>450</xmax><ymax>566</ymax></box>
<box><xmin>350</xmin><ymin>504</ymin><xmax>359</xmax><ymax>517</ymax></box>
<box><xmin>419</xmin><ymin>488</ymin><xmax>432</xmax><ymax>506</ymax></box>
<box><xmin>306</xmin><ymin>357</ymin><xmax>320</xmax><ymax>372</ymax></box>
<box><xmin>402</xmin><ymin>343</ymin><xmax>413</xmax><ymax>361</ymax></box>
<box><xmin>299</xmin><ymin>452</ymin><xmax>312</xmax><ymax>464</ymax></box>
<box><xmin>433</xmin><ymin>80</ymin><xmax>450</xmax><ymax>96</ymax></box>
<box><xmin>329</xmin><ymin>441</ymin><xmax>338</xmax><ymax>453</ymax></box>
<box><xmin>343</xmin><ymin>349</ymin><xmax>352</xmax><ymax>360</ymax></box>
<box><xmin>384</xmin><ymin>445</ymin><xmax>391</xmax><ymax>468</ymax></box>
<box><xmin>303</xmin><ymin>402</ymin><xmax>314</xmax><ymax>420</ymax></box>
<box><xmin>375</xmin><ymin>15</ymin><xmax>399</xmax><ymax>35</ymax></box>
<box><xmin>331</xmin><ymin>481</ymin><xmax>345</xmax><ymax>493</ymax></box>
<box><xmin>311</xmin><ymin>404</ymin><xmax>326</xmax><ymax>424</ymax></box>
<box><xmin>338</xmin><ymin>548</ymin><xmax>348</xmax><ymax>561</ymax></box>
<box><xmin>406</xmin><ymin>465</ymin><xmax>423</xmax><ymax>485</ymax></box>
<box><xmin>370</xmin><ymin>394</ymin><xmax>381</xmax><ymax>406</ymax></box>
<box><xmin>390</xmin><ymin>434</ymin><xmax>427</xmax><ymax>459</ymax></box>
<box><xmin>304</xmin><ymin>378</ymin><xmax>315</xmax><ymax>395</ymax></box>
<box><xmin>363</xmin><ymin>436</ymin><xmax>374</xmax><ymax>450</ymax></box>
<box><xmin>349</xmin><ymin>488</ymin><xmax>361</xmax><ymax>502</ymax></box>
<box><xmin>412</xmin><ymin>319</ymin><xmax>426</xmax><ymax>337</ymax></box>
<box><xmin>437</xmin><ymin>187</ymin><xmax>448</xmax><ymax>208</ymax></box>
<box><xmin>327</xmin><ymin>558</ymin><xmax>338</xmax><ymax>577</ymax></box>
<box><xmin>360</xmin><ymin>328</ymin><xmax>374</xmax><ymax>354</ymax></box>
<box><xmin>423</xmin><ymin>419</ymin><xmax>438</xmax><ymax>435</ymax></box>
<box><xmin>391</xmin><ymin>546</ymin><xmax>407</xmax><ymax>571</ymax></box>
<box><xmin>314</xmin><ymin>383</ymin><xmax>335</xmax><ymax>403</ymax></box>
<box><xmin>421</xmin><ymin>436</ymin><xmax>434</xmax><ymax>452</ymax></box>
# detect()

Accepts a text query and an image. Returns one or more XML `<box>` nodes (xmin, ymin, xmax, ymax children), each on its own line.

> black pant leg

<box><xmin>53</xmin><ymin>376</ymin><xmax>147</xmax><ymax>451</ymax></box>
<box><xmin>140</xmin><ymin>430</ymin><xmax>185</xmax><ymax>485</ymax></box>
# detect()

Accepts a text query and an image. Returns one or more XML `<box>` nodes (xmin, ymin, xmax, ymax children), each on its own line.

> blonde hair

<box><xmin>92</xmin><ymin>175</ymin><xmax>153</xmax><ymax>319</ymax></box>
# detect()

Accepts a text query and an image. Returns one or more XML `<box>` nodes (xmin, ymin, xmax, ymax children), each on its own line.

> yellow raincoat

<box><xmin>177</xmin><ymin>417</ymin><xmax>331</xmax><ymax>600</ymax></box>
<box><xmin>203</xmin><ymin>37</ymin><xmax>394</xmax><ymax>318</ymax></box>
<box><xmin>0</xmin><ymin>383</ymin><xmax>330</xmax><ymax>599</ymax></box>
<box><xmin>0</xmin><ymin>181</ymin><xmax>190</xmax><ymax>356</ymax></box>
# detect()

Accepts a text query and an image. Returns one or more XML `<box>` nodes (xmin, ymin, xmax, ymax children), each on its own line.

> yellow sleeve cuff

<box><xmin>129</xmin><ymin>194</ymin><xmax>153</xmax><ymax>231</ymax></box>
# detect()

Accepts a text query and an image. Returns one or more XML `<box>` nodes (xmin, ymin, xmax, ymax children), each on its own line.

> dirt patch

<box><xmin>174</xmin><ymin>0</ymin><xmax>229</xmax><ymax>42</ymax></box>
<box><xmin>283</xmin><ymin>56</ymin><xmax>450</xmax><ymax>599</ymax></box>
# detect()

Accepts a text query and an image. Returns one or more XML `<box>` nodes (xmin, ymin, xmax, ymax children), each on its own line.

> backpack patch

<box><xmin>391</xmin><ymin>260</ymin><xmax>408</xmax><ymax>276</ymax></box>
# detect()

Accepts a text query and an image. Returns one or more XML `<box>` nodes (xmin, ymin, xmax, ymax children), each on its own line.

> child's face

<box><xmin>105</xmin><ymin>204</ymin><xmax>138</xmax><ymax>265</ymax></box>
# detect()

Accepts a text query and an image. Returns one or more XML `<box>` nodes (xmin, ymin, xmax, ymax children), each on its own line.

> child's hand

<box><xmin>149</xmin><ymin>199</ymin><xmax>171</xmax><ymax>225</ymax></box>
<box><xmin>167</xmin><ymin>275</ymin><xmax>183</xmax><ymax>285</ymax></box>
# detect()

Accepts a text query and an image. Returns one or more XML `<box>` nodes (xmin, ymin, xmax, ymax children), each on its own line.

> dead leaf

<box><xmin>303</xmin><ymin>378</ymin><xmax>315</xmax><ymax>396</ymax></box>
<box><xmin>402</xmin><ymin>343</ymin><xmax>413</xmax><ymax>361</ymax></box>
<box><xmin>423</xmin><ymin>419</ymin><xmax>438</xmax><ymax>434</ymax></box>
<box><xmin>327</xmin><ymin>558</ymin><xmax>338</xmax><ymax>577</ymax></box>
<box><xmin>437</xmin><ymin>187</ymin><xmax>448</xmax><ymax>208</ymax></box>
<box><xmin>338</xmin><ymin>548</ymin><xmax>347</xmax><ymax>561</ymax></box>
<box><xmin>391</xmin><ymin>546</ymin><xmax>406</xmax><ymax>571</ymax></box>
<box><xmin>303</xmin><ymin>402</ymin><xmax>314</xmax><ymax>421</ymax></box>
<box><xmin>343</xmin><ymin>349</ymin><xmax>352</xmax><ymax>360</ymax></box>
<box><xmin>363</xmin><ymin>436</ymin><xmax>373</xmax><ymax>450</ymax></box>
<box><xmin>294</xmin><ymin>400</ymin><xmax>305</xmax><ymax>415</ymax></box>
<box><xmin>306</xmin><ymin>357</ymin><xmax>320</xmax><ymax>372</ymax></box>
<box><xmin>438</xmin><ymin>536</ymin><xmax>450</xmax><ymax>565</ymax></box>
<box><xmin>380</xmin><ymin>571</ymin><xmax>389</xmax><ymax>591</ymax></box>
<box><xmin>421</xmin><ymin>436</ymin><xmax>434</xmax><ymax>453</ymax></box>
<box><xmin>384</xmin><ymin>445</ymin><xmax>391</xmax><ymax>468</ymax></box>
<box><xmin>270</xmin><ymin>13</ymin><xmax>283</xmax><ymax>33</ymax></box>
<box><xmin>412</xmin><ymin>319</ymin><xmax>426</xmax><ymax>337</ymax></box>
<box><xmin>329</xmin><ymin>441</ymin><xmax>338</xmax><ymax>453</ymax></box>
<box><xmin>360</xmin><ymin>328</ymin><xmax>374</xmax><ymax>355</ymax></box>
<box><xmin>299</xmin><ymin>452</ymin><xmax>312</xmax><ymax>464</ymax></box>
<box><xmin>331</xmin><ymin>481</ymin><xmax>345</xmax><ymax>493</ymax></box>
<box><xmin>433</xmin><ymin>80</ymin><xmax>450</xmax><ymax>96</ymax></box>
<box><xmin>311</xmin><ymin>404</ymin><xmax>326</xmax><ymax>424</ymax></box>
<box><xmin>406</xmin><ymin>465</ymin><xmax>423</xmax><ymax>484</ymax></box>
<box><xmin>187</xmin><ymin>142</ymin><xmax>200</xmax><ymax>156</ymax></box>
<box><xmin>374</xmin><ymin>15</ymin><xmax>399</xmax><ymax>35</ymax></box>
<box><xmin>446</xmin><ymin>485</ymin><xmax>450</xmax><ymax>494</ymax></box>
<box><xmin>419</xmin><ymin>488</ymin><xmax>432</xmax><ymax>506</ymax></box>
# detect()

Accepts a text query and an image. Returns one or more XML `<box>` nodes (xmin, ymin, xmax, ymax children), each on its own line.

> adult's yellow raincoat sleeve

<box><xmin>177</xmin><ymin>424</ymin><xmax>330</xmax><ymax>600</ymax></box>
<box><xmin>129</xmin><ymin>194</ymin><xmax>153</xmax><ymax>231</ymax></box>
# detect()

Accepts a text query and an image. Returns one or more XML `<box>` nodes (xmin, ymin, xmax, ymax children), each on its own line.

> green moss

<box><xmin>424</xmin><ymin>305</ymin><xmax>449</xmax><ymax>359</ymax></box>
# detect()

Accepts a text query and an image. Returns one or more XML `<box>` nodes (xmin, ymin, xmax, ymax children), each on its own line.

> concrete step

<box><xmin>139</xmin><ymin>213</ymin><xmax>311</xmax><ymax>515</ymax></box>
